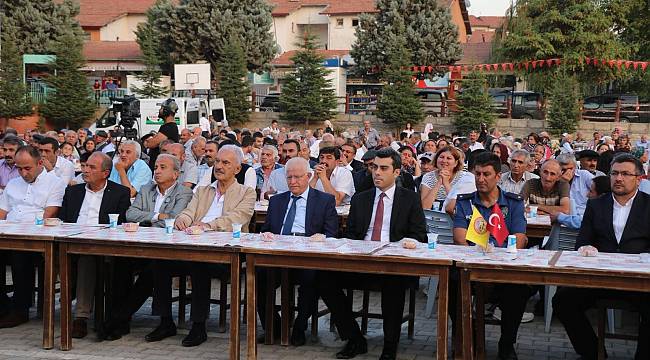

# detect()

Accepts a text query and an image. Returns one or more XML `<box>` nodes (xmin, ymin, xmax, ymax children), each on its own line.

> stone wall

<box><xmin>244</xmin><ymin>113</ymin><xmax>649</xmax><ymax>139</ymax></box>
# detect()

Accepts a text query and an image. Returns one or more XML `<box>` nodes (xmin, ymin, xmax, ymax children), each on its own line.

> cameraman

<box><xmin>144</xmin><ymin>99</ymin><xmax>180</xmax><ymax>170</ymax></box>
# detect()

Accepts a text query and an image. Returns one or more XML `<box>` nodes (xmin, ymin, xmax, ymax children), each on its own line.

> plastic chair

<box><xmin>423</xmin><ymin>210</ymin><xmax>455</xmax><ymax>318</ymax></box>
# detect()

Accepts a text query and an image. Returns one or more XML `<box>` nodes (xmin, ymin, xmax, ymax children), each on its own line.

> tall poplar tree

<box><xmin>132</xmin><ymin>20</ymin><xmax>168</xmax><ymax>98</ymax></box>
<box><xmin>0</xmin><ymin>21</ymin><xmax>32</xmax><ymax>120</ymax></box>
<box><xmin>453</xmin><ymin>72</ymin><xmax>495</xmax><ymax>134</ymax></box>
<box><xmin>215</xmin><ymin>37</ymin><xmax>251</xmax><ymax>125</ymax></box>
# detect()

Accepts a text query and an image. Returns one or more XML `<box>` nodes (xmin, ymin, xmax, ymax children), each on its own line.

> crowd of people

<box><xmin>0</xmin><ymin>100</ymin><xmax>648</xmax><ymax>360</ymax></box>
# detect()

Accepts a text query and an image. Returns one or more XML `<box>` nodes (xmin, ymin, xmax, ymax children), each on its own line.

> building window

<box><xmin>336</xmin><ymin>18</ymin><xmax>344</xmax><ymax>28</ymax></box>
<box><xmin>352</xmin><ymin>19</ymin><xmax>359</xmax><ymax>27</ymax></box>
<box><xmin>83</xmin><ymin>31</ymin><xmax>91</xmax><ymax>41</ymax></box>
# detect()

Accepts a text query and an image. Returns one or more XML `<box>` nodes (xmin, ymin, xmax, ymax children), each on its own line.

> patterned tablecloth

<box><xmin>65</xmin><ymin>226</ymin><xmax>236</xmax><ymax>248</ymax></box>
<box><xmin>554</xmin><ymin>250</ymin><xmax>650</xmax><ymax>275</ymax></box>
<box><xmin>0</xmin><ymin>221</ymin><xmax>106</xmax><ymax>238</ymax></box>
<box><xmin>238</xmin><ymin>234</ymin><xmax>385</xmax><ymax>255</ymax></box>
<box><xmin>526</xmin><ymin>215</ymin><xmax>551</xmax><ymax>226</ymax></box>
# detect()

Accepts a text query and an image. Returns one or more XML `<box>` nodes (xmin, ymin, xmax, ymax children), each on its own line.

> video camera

<box><xmin>110</xmin><ymin>95</ymin><xmax>140</xmax><ymax>139</ymax></box>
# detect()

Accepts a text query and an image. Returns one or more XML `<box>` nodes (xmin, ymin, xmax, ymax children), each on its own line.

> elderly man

<box><xmin>38</xmin><ymin>137</ymin><xmax>75</xmax><ymax>185</ymax></box>
<box><xmin>357</xmin><ymin>120</ymin><xmax>380</xmax><ymax>149</ymax></box>
<box><xmin>94</xmin><ymin>130</ymin><xmax>115</xmax><ymax>154</ymax></box>
<box><xmin>256</xmin><ymin>145</ymin><xmax>283</xmax><ymax>198</ymax></box>
<box><xmin>101</xmin><ymin>154</ymin><xmax>194</xmax><ymax>341</ymax></box>
<box><xmin>146</xmin><ymin>145</ymin><xmax>255</xmax><ymax>347</ymax></box>
<box><xmin>0</xmin><ymin>136</ymin><xmax>22</xmax><ymax>190</ymax></box>
<box><xmin>498</xmin><ymin>149</ymin><xmax>540</xmax><ymax>194</ymax></box>
<box><xmin>257</xmin><ymin>157</ymin><xmax>338</xmax><ymax>346</ymax></box>
<box><xmin>196</xmin><ymin>141</ymin><xmax>218</xmax><ymax>187</ymax></box>
<box><xmin>186</xmin><ymin>136</ymin><xmax>206</xmax><ymax>166</ymax></box>
<box><xmin>58</xmin><ymin>152</ymin><xmax>131</xmax><ymax>338</ymax></box>
<box><xmin>77</xmin><ymin>128</ymin><xmax>88</xmax><ymax>149</ymax></box>
<box><xmin>553</xmin><ymin>154</ymin><xmax>650</xmax><ymax>360</ymax></box>
<box><xmin>0</xmin><ymin>146</ymin><xmax>66</xmax><ymax>328</ymax></box>
<box><xmin>520</xmin><ymin>159</ymin><xmax>570</xmax><ymax>215</ymax></box>
<box><xmin>108</xmin><ymin>140</ymin><xmax>152</xmax><ymax>198</ymax></box>
<box><xmin>309</xmin><ymin>146</ymin><xmax>355</xmax><ymax>206</ymax></box>
<box><xmin>64</xmin><ymin>130</ymin><xmax>81</xmax><ymax>158</ymax></box>
<box><xmin>556</xmin><ymin>153</ymin><xmax>594</xmax><ymax>215</ymax></box>
<box><xmin>180</xmin><ymin>128</ymin><xmax>192</xmax><ymax>146</ymax></box>
<box><xmin>162</xmin><ymin>142</ymin><xmax>197</xmax><ymax>188</ymax></box>
<box><xmin>268</xmin><ymin>139</ymin><xmax>301</xmax><ymax>194</ymax></box>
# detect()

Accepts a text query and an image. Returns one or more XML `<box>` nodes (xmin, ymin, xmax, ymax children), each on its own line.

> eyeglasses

<box><xmin>609</xmin><ymin>171</ymin><xmax>640</xmax><ymax>178</ymax></box>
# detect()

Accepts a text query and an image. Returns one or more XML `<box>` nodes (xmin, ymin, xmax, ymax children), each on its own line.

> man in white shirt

<box><xmin>58</xmin><ymin>152</ymin><xmax>131</xmax><ymax>338</ymax></box>
<box><xmin>309</xmin><ymin>146</ymin><xmax>355</xmax><ymax>206</ymax></box>
<box><xmin>268</xmin><ymin>139</ymin><xmax>301</xmax><ymax>194</ymax></box>
<box><xmin>38</xmin><ymin>137</ymin><xmax>75</xmax><ymax>185</ymax></box>
<box><xmin>198</xmin><ymin>113</ymin><xmax>210</xmax><ymax>135</ymax></box>
<box><xmin>468</xmin><ymin>130</ymin><xmax>485</xmax><ymax>151</ymax></box>
<box><xmin>498</xmin><ymin>149</ymin><xmax>539</xmax><ymax>194</ymax></box>
<box><xmin>196</xmin><ymin>141</ymin><xmax>218</xmax><ymax>187</ymax></box>
<box><xmin>0</xmin><ymin>146</ymin><xmax>66</xmax><ymax>328</ymax></box>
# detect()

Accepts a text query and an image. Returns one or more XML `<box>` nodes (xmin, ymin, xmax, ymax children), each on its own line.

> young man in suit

<box><xmin>58</xmin><ymin>152</ymin><xmax>131</xmax><ymax>339</ymax></box>
<box><xmin>257</xmin><ymin>157</ymin><xmax>339</xmax><ymax>346</ymax></box>
<box><xmin>553</xmin><ymin>153</ymin><xmax>650</xmax><ymax>360</ymax></box>
<box><xmin>317</xmin><ymin>148</ymin><xmax>427</xmax><ymax>360</ymax></box>
<box><xmin>101</xmin><ymin>154</ymin><xmax>194</xmax><ymax>341</ymax></box>
<box><xmin>0</xmin><ymin>146</ymin><xmax>67</xmax><ymax>328</ymax></box>
<box><xmin>146</xmin><ymin>145</ymin><xmax>255</xmax><ymax>347</ymax></box>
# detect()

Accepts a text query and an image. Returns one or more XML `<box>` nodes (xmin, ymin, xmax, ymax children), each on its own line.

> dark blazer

<box><xmin>350</xmin><ymin>159</ymin><xmax>365</xmax><ymax>173</ymax></box>
<box><xmin>577</xmin><ymin>191</ymin><xmax>650</xmax><ymax>254</ymax></box>
<box><xmin>59</xmin><ymin>180</ymin><xmax>131</xmax><ymax>224</ymax></box>
<box><xmin>345</xmin><ymin>186</ymin><xmax>427</xmax><ymax>243</ymax></box>
<box><xmin>261</xmin><ymin>187</ymin><xmax>339</xmax><ymax>237</ymax></box>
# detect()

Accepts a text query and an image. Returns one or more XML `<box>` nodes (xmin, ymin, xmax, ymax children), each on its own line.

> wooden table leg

<box><xmin>436</xmin><ymin>267</ymin><xmax>449</xmax><ymax>360</ymax></box>
<box><xmin>280</xmin><ymin>269</ymin><xmax>290</xmax><ymax>346</ymax></box>
<box><xmin>460</xmin><ymin>269</ymin><xmax>473</xmax><ymax>360</ymax></box>
<box><xmin>59</xmin><ymin>243</ymin><xmax>72</xmax><ymax>351</ymax></box>
<box><xmin>264</xmin><ymin>269</ymin><xmax>275</xmax><ymax>345</ymax></box>
<box><xmin>246</xmin><ymin>254</ymin><xmax>257</xmax><ymax>360</ymax></box>
<box><xmin>475</xmin><ymin>285</ymin><xmax>486</xmax><ymax>360</ymax></box>
<box><xmin>229</xmin><ymin>254</ymin><xmax>241</xmax><ymax>360</ymax></box>
<box><xmin>42</xmin><ymin>242</ymin><xmax>55</xmax><ymax>350</ymax></box>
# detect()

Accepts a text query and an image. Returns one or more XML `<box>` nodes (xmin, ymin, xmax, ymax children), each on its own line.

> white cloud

<box><xmin>467</xmin><ymin>0</ymin><xmax>511</xmax><ymax>16</ymax></box>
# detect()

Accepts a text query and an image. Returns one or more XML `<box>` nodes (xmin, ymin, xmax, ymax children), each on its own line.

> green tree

<box><xmin>351</xmin><ymin>0</ymin><xmax>461</xmax><ymax>76</ymax></box>
<box><xmin>0</xmin><ymin>22</ymin><xmax>32</xmax><ymax>120</ymax></box>
<box><xmin>144</xmin><ymin>0</ymin><xmax>277</xmax><ymax>75</ymax></box>
<box><xmin>132</xmin><ymin>20</ymin><xmax>169</xmax><ymax>98</ymax></box>
<box><xmin>40</xmin><ymin>33</ymin><xmax>96</xmax><ymax>129</ymax></box>
<box><xmin>496</xmin><ymin>0</ymin><xmax>628</xmax><ymax>87</ymax></box>
<box><xmin>546</xmin><ymin>70</ymin><xmax>580</xmax><ymax>136</ymax></box>
<box><xmin>2</xmin><ymin>0</ymin><xmax>82</xmax><ymax>54</ymax></box>
<box><xmin>215</xmin><ymin>37</ymin><xmax>251</xmax><ymax>125</ymax></box>
<box><xmin>453</xmin><ymin>72</ymin><xmax>495</xmax><ymax>134</ymax></box>
<box><xmin>376</xmin><ymin>19</ymin><xmax>424</xmax><ymax>127</ymax></box>
<box><xmin>279</xmin><ymin>33</ymin><xmax>337</xmax><ymax>126</ymax></box>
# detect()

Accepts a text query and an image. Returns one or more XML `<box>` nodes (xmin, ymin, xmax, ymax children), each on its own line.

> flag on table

<box><xmin>487</xmin><ymin>204</ymin><xmax>509</xmax><ymax>247</ymax></box>
<box><xmin>466</xmin><ymin>205</ymin><xmax>488</xmax><ymax>248</ymax></box>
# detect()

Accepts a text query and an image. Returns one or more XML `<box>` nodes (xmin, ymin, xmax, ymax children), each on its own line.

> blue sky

<box><xmin>468</xmin><ymin>0</ymin><xmax>511</xmax><ymax>16</ymax></box>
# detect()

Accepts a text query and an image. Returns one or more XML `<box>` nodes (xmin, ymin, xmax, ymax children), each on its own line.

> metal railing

<box><xmin>29</xmin><ymin>81</ymin><xmax>127</xmax><ymax>106</ymax></box>
<box><xmin>580</xmin><ymin>100</ymin><xmax>650</xmax><ymax>123</ymax></box>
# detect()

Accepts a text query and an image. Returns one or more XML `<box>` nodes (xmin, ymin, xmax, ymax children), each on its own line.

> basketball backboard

<box><xmin>174</xmin><ymin>63</ymin><xmax>211</xmax><ymax>90</ymax></box>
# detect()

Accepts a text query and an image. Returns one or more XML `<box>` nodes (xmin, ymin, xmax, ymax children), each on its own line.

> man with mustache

<box><xmin>309</xmin><ymin>146</ymin><xmax>355</xmax><ymax>206</ymax></box>
<box><xmin>0</xmin><ymin>136</ymin><xmax>22</xmax><ymax>191</ymax></box>
<box><xmin>108</xmin><ymin>140</ymin><xmax>152</xmax><ymax>198</ymax></box>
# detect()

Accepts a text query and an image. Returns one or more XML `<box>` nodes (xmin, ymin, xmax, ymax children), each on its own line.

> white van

<box><xmin>91</xmin><ymin>97</ymin><xmax>227</xmax><ymax>137</ymax></box>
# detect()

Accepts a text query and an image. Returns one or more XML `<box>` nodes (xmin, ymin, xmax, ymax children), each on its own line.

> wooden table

<box><xmin>243</xmin><ymin>236</ymin><xmax>453</xmax><ymax>360</ymax></box>
<box><xmin>457</xmin><ymin>249</ymin><xmax>650</xmax><ymax>360</ymax></box>
<box><xmin>526</xmin><ymin>215</ymin><xmax>552</xmax><ymax>238</ymax></box>
<box><xmin>57</xmin><ymin>228</ymin><xmax>243</xmax><ymax>359</ymax></box>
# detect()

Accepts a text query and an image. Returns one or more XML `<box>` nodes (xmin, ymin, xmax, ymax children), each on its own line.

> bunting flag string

<box><xmin>395</xmin><ymin>57</ymin><xmax>649</xmax><ymax>74</ymax></box>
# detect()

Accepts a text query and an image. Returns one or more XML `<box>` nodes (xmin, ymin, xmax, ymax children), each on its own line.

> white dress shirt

<box><xmin>54</xmin><ymin>156</ymin><xmax>76</xmax><ymax>185</ymax></box>
<box><xmin>201</xmin><ymin>181</ymin><xmax>225</xmax><ymax>223</ymax></box>
<box><xmin>364</xmin><ymin>184</ymin><xmax>396</xmax><ymax>242</ymax></box>
<box><xmin>243</xmin><ymin>167</ymin><xmax>256</xmax><ymax>189</ymax></box>
<box><xmin>612</xmin><ymin>191</ymin><xmax>637</xmax><ymax>244</ymax></box>
<box><xmin>0</xmin><ymin>168</ymin><xmax>66</xmax><ymax>222</ymax></box>
<box><xmin>76</xmin><ymin>181</ymin><xmax>108</xmax><ymax>225</ymax></box>
<box><xmin>196</xmin><ymin>164</ymin><xmax>213</xmax><ymax>188</ymax></box>
<box><xmin>314</xmin><ymin>166</ymin><xmax>355</xmax><ymax>205</ymax></box>
<box><xmin>152</xmin><ymin>183</ymin><xmax>177</xmax><ymax>221</ymax></box>
<box><xmin>281</xmin><ymin>187</ymin><xmax>309</xmax><ymax>234</ymax></box>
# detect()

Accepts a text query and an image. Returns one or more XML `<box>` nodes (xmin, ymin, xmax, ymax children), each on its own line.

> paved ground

<box><xmin>0</xmin><ymin>276</ymin><xmax>640</xmax><ymax>360</ymax></box>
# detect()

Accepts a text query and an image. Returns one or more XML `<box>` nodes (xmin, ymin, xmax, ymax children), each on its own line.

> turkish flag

<box><xmin>487</xmin><ymin>204</ymin><xmax>509</xmax><ymax>247</ymax></box>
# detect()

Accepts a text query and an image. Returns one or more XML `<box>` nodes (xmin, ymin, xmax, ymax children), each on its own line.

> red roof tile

<box><xmin>467</xmin><ymin>30</ymin><xmax>496</xmax><ymax>44</ymax></box>
<box><xmin>456</xmin><ymin>43</ymin><xmax>493</xmax><ymax>65</ymax></box>
<box><xmin>469</xmin><ymin>15</ymin><xmax>506</xmax><ymax>29</ymax></box>
<box><xmin>82</xmin><ymin>41</ymin><xmax>142</xmax><ymax>61</ymax></box>
<box><xmin>272</xmin><ymin>49</ymin><xmax>349</xmax><ymax>66</ymax></box>
<box><xmin>74</xmin><ymin>0</ymin><xmax>158</xmax><ymax>27</ymax></box>
<box><xmin>268</xmin><ymin>0</ymin><xmax>377</xmax><ymax>16</ymax></box>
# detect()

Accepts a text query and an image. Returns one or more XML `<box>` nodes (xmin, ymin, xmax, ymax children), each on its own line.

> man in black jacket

<box><xmin>59</xmin><ymin>152</ymin><xmax>131</xmax><ymax>339</ymax></box>
<box><xmin>317</xmin><ymin>148</ymin><xmax>426</xmax><ymax>360</ymax></box>
<box><xmin>553</xmin><ymin>154</ymin><xmax>650</xmax><ymax>360</ymax></box>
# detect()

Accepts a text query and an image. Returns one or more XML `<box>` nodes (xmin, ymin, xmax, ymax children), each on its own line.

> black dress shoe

<box><xmin>182</xmin><ymin>324</ymin><xmax>207</xmax><ymax>347</ymax></box>
<box><xmin>256</xmin><ymin>329</ymin><xmax>281</xmax><ymax>344</ymax></box>
<box><xmin>497</xmin><ymin>345</ymin><xmax>519</xmax><ymax>360</ymax></box>
<box><xmin>0</xmin><ymin>310</ymin><xmax>29</xmax><ymax>329</ymax></box>
<box><xmin>71</xmin><ymin>318</ymin><xmax>88</xmax><ymax>339</ymax></box>
<box><xmin>336</xmin><ymin>337</ymin><xmax>368</xmax><ymax>359</ymax></box>
<box><xmin>145</xmin><ymin>322</ymin><xmax>177</xmax><ymax>342</ymax></box>
<box><xmin>379</xmin><ymin>350</ymin><xmax>397</xmax><ymax>360</ymax></box>
<box><xmin>290</xmin><ymin>328</ymin><xmax>306</xmax><ymax>346</ymax></box>
<box><xmin>102</xmin><ymin>320</ymin><xmax>131</xmax><ymax>341</ymax></box>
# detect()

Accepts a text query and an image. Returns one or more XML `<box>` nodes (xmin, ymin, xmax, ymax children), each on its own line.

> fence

<box><xmin>28</xmin><ymin>81</ymin><xmax>127</xmax><ymax>106</ymax></box>
<box><xmin>580</xmin><ymin>100</ymin><xmax>650</xmax><ymax>123</ymax></box>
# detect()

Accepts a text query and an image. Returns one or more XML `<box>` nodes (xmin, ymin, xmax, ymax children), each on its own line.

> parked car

<box><xmin>415</xmin><ymin>89</ymin><xmax>447</xmax><ymax>116</ymax></box>
<box><xmin>489</xmin><ymin>90</ymin><xmax>545</xmax><ymax>120</ymax></box>
<box><xmin>582</xmin><ymin>94</ymin><xmax>648</xmax><ymax>123</ymax></box>
<box><xmin>259</xmin><ymin>93</ymin><xmax>282</xmax><ymax>112</ymax></box>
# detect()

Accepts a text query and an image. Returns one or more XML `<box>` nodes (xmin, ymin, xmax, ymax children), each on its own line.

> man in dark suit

<box><xmin>258</xmin><ymin>157</ymin><xmax>338</xmax><ymax>346</ymax></box>
<box><xmin>59</xmin><ymin>152</ymin><xmax>131</xmax><ymax>339</ymax></box>
<box><xmin>553</xmin><ymin>153</ymin><xmax>650</xmax><ymax>360</ymax></box>
<box><xmin>317</xmin><ymin>148</ymin><xmax>427</xmax><ymax>360</ymax></box>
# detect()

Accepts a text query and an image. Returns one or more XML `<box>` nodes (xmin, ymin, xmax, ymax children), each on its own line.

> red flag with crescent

<box><xmin>487</xmin><ymin>204</ymin><xmax>509</xmax><ymax>247</ymax></box>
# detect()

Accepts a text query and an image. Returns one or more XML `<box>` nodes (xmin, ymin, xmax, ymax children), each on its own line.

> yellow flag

<box><xmin>466</xmin><ymin>205</ymin><xmax>489</xmax><ymax>248</ymax></box>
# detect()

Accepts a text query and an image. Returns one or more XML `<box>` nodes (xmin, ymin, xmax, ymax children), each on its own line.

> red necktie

<box><xmin>371</xmin><ymin>193</ymin><xmax>386</xmax><ymax>241</ymax></box>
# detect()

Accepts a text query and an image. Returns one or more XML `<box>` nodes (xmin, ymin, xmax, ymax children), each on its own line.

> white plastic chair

<box><xmin>423</xmin><ymin>210</ymin><xmax>455</xmax><ymax>318</ymax></box>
